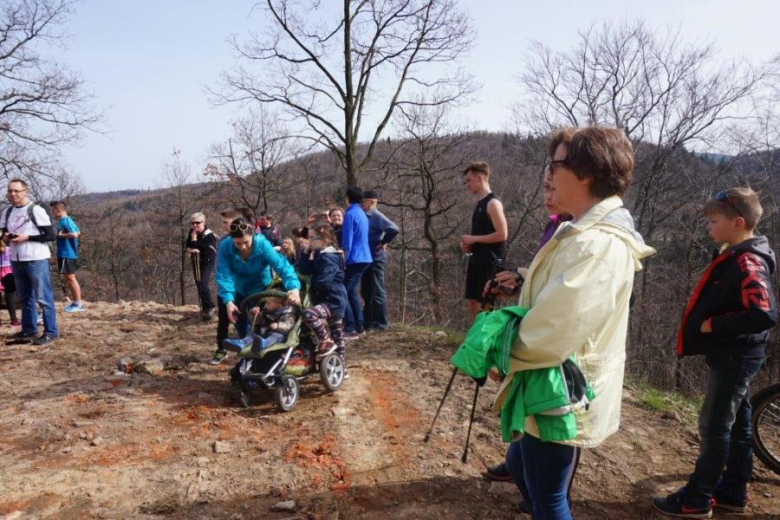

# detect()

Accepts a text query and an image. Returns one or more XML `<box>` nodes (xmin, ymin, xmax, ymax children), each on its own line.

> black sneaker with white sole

<box><xmin>32</xmin><ymin>333</ymin><xmax>58</xmax><ymax>346</ymax></box>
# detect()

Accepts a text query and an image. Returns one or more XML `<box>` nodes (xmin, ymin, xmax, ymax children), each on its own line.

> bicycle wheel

<box><xmin>751</xmin><ymin>382</ymin><xmax>780</xmax><ymax>475</ymax></box>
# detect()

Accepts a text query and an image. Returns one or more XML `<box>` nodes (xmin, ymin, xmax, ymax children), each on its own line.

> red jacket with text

<box><xmin>677</xmin><ymin>236</ymin><xmax>778</xmax><ymax>359</ymax></box>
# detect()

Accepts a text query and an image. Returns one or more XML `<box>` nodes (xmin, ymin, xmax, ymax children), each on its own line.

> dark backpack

<box><xmin>3</xmin><ymin>203</ymin><xmax>52</xmax><ymax>233</ymax></box>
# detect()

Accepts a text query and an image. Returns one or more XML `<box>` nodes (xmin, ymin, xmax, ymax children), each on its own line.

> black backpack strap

<box><xmin>2</xmin><ymin>207</ymin><xmax>11</xmax><ymax>232</ymax></box>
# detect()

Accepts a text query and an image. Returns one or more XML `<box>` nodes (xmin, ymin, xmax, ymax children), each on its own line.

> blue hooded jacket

<box><xmin>216</xmin><ymin>233</ymin><xmax>300</xmax><ymax>304</ymax></box>
<box><xmin>297</xmin><ymin>246</ymin><xmax>348</xmax><ymax>319</ymax></box>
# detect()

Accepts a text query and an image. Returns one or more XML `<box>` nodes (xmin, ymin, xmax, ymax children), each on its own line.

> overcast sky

<box><xmin>56</xmin><ymin>0</ymin><xmax>780</xmax><ymax>193</ymax></box>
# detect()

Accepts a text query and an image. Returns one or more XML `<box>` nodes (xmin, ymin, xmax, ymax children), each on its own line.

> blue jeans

<box><xmin>685</xmin><ymin>355</ymin><xmax>763</xmax><ymax>506</ymax></box>
<box><xmin>12</xmin><ymin>260</ymin><xmax>58</xmax><ymax>337</ymax></box>
<box><xmin>361</xmin><ymin>260</ymin><xmax>388</xmax><ymax>329</ymax></box>
<box><xmin>343</xmin><ymin>262</ymin><xmax>370</xmax><ymax>333</ymax></box>
<box><xmin>505</xmin><ymin>435</ymin><xmax>578</xmax><ymax>520</ymax></box>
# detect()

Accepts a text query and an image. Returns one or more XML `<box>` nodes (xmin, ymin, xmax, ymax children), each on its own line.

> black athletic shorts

<box><xmin>58</xmin><ymin>258</ymin><xmax>77</xmax><ymax>275</ymax></box>
<box><xmin>464</xmin><ymin>259</ymin><xmax>494</xmax><ymax>302</ymax></box>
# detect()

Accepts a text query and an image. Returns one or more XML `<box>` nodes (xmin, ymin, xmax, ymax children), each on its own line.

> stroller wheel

<box><xmin>274</xmin><ymin>375</ymin><xmax>299</xmax><ymax>412</ymax></box>
<box><xmin>319</xmin><ymin>353</ymin><xmax>345</xmax><ymax>392</ymax></box>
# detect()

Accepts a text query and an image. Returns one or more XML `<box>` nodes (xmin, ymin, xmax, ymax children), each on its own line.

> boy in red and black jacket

<box><xmin>653</xmin><ymin>188</ymin><xmax>777</xmax><ymax>518</ymax></box>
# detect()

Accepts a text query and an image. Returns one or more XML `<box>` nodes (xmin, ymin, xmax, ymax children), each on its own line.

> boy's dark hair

<box><xmin>50</xmin><ymin>201</ymin><xmax>67</xmax><ymax>210</ymax></box>
<box><xmin>463</xmin><ymin>162</ymin><xmax>490</xmax><ymax>178</ymax></box>
<box><xmin>258</xmin><ymin>210</ymin><xmax>272</xmax><ymax>220</ymax></box>
<box><xmin>228</xmin><ymin>217</ymin><xmax>254</xmax><ymax>239</ymax></box>
<box><xmin>292</xmin><ymin>226</ymin><xmax>309</xmax><ymax>239</ymax></box>
<box><xmin>363</xmin><ymin>189</ymin><xmax>379</xmax><ymax>200</ymax></box>
<box><xmin>548</xmin><ymin>126</ymin><xmax>634</xmax><ymax>198</ymax></box>
<box><xmin>236</xmin><ymin>207</ymin><xmax>255</xmax><ymax>223</ymax></box>
<box><xmin>220</xmin><ymin>209</ymin><xmax>241</xmax><ymax>220</ymax></box>
<box><xmin>346</xmin><ymin>186</ymin><xmax>363</xmax><ymax>204</ymax></box>
<box><xmin>704</xmin><ymin>187</ymin><xmax>763</xmax><ymax>231</ymax></box>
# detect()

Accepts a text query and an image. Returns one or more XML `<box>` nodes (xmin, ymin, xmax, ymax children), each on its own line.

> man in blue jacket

<box><xmin>340</xmin><ymin>186</ymin><xmax>372</xmax><ymax>338</ymax></box>
<box><xmin>360</xmin><ymin>190</ymin><xmax>399</xmax><ymax>331</ymax></box>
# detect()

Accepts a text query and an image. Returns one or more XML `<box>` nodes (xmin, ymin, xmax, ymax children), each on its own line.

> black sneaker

<box><xmin>9</xmin><ymin>331</ymin><xmax>35</xmax><ymax>341</ymax></box>
<box><xmin>485</xmin><ymin>462</ymin><xmax>513</xmax><ymax>482</ymax></box>
<box><xmin>652</xmin><ymin>490</ymin><xmax>713</xmax><ymax>518</ymax></box>
<box><xmin>209</xmin><ymin>350</ymin><xmax>228</xmax><ymax>365</ymax></box>
<box><xmin>713</xmin><ymin>491</ymin><xmax>748</xmax><ymax>513</ymax></box>
<box><xmin>32</xmin><ymin>333</ymin><xmax>58</xmax><ymax>346</ymax></box>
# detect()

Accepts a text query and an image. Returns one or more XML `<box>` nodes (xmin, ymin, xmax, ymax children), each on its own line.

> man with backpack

<box><xmin>0</xmin><ymin>179</ymin><xmax>58</xmax><ymax>345</ymax></box>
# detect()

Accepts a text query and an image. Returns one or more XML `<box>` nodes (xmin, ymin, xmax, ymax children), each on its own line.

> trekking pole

<box><xmin>461</xmin><ymin>382</ymin><xmax>481</xmax><ymax>463</ymax></box>
<box><xmin>191</xmin><ymin>251</ymin><xmax>201</xmax><ymax>283</ymax></box>
<box><xmin>424</xmin><ymin>367</ymin><xmax>459</xmax><ymax>443</ymax></box>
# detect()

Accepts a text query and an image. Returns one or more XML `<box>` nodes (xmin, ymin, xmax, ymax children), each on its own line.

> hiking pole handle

<box><xmin>462</xmin><ymin>382</ymin><xmax>481</xmax><ymax>463</ymax></box>
<box><xmin>424</xmin><ymin>367</ymin><xmax>459</xmax><ymax>443</ymax></box>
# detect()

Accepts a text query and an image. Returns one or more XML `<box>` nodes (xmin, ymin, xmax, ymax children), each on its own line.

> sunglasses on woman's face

<box><xmin>230</xmin><ymin>222</ymin><xmax>253</xmax><ymax>233</ymax></box>
<box><xmin>715</xmin><ymin>191</ymin><xmax>744</xmax><ymax>218</ymax></box>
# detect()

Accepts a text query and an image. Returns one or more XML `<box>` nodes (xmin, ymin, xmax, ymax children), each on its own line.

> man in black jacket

<box><xmin>186</xmin><ymin>212</ymin><xmax>218</xmax><ymax>320</ymax></box>
<box><xmin>653</xmin><ymin>188</ymin><xmax>778</xmax><ymax>518</ymax></box>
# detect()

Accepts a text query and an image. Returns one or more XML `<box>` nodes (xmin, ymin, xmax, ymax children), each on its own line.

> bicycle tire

<box><xmin>751</xmin><ymin>382</ymin><xmax>780</xmax><ymax>475</ymax></box>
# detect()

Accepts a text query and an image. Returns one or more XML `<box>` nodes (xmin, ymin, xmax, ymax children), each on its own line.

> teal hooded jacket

<box><xmin>216</xmin><ymin>233</ymin><xmax>300</xmax><ymax>304</ymax></box>
<box><xmin>450</xmin><ymin>306</ymin><xmax>594</xmax><ymax>443</ymax></box>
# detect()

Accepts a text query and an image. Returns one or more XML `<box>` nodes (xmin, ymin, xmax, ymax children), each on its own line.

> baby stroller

<box><xmin>227</xmin><ymin>276</ymin><xmax>346</xmax><ymax>412</ymax></box>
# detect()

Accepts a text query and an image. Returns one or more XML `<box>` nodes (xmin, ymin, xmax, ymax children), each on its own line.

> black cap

<box><xmin>363</xmin><ymin>189</ymin><xmax>379</xmax><ymax>200</ymax></box>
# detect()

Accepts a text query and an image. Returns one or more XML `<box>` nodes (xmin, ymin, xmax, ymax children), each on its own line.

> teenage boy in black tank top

<box><xmin>460</xmin><ymin>162</ymin><xmax>508</xmax><ymax>318</ymax></box>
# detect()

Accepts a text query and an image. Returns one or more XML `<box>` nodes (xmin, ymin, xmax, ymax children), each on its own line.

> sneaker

<box><xmin>201</xmin><ymin>310</ymin><xmax>214</xmax><ymax>321</ymax></box>
<box><xmin>8</xmin><ymin>331</ymin><xmax>35</xmax><ymax>340</ymax></box>
<box><xmin>485</xmin><ymin>462</ymin><xmax>513</xmax><ymax>482</ymax></box>
<box><xmin>223</xmin><ymin>336</ymin><xmax>254</xmax><ymax>353</ymax></box>
<box><xmin>652</xmin><ymin>490</ymin><xmax>714</xmax><ymax>519</ymax></box>
<box><xmin>317</xmin><ymin>339</ymin><xmax>337</xmax><ymax>356</ymax></box>
<box><xmin>712</xmin><ymin>491</ymin><xmax>748</xmax><ymax>513</ymax></box>
<box><xmin>32</xmin><ymin>333</ymin><xmax>58</xmax><ymax>346</ymax></box>
<box><xmin>10</xmin><ymin>319</ymin><xmax>21</xmax><ymax>327</ymax></box>
<box><xmin>342</xmin><ymin>332</ymin><xmax>361</xmax><ymax>341</ymax></box>
<box><xmin>209</xmin><ymin>350</ymin><xmax>228</xmax><ymax>365</ymax></box>
<box><xmin>64</xmin><ymin>302</ymin><xmax>85</xmax><ymax>313</ymax></box>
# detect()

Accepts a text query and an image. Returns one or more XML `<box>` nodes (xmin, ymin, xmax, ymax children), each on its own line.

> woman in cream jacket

<box><xmin>494</xmin><ymin>126</ymin><xmax>655</xmax><ymax>519</ymax></box>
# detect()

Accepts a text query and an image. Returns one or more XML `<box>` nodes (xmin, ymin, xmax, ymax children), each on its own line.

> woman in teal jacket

<box><xmin>212</xmin><ymin>218</ymin><xmax>301</xmax><ymax>364</ymax></box>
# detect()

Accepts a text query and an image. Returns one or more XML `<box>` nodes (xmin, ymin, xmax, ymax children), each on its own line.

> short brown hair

<box><xmin>704</xmin><ymin>187</ymin><xmax>763</xmax><ymax>231</ymax></box>
<box><xmin>220</xmin><ymin>209</ymin><xmax>241</xmax><ymax>220</ymax></box>
<box><xmin>328</xmin><ymin>207</ymin><xmax>343</xmax><ymax>217</ymax></box>
<box><xmin>50</xmin><ymin>201</ymin><xmax>67</xmax><ymax>210</ymax></box>
<box><xmin>548</xmin><ymin>126</ymin><xmax>634</xmax><ymax>198</ymax></box>
<box><xmin>463</xmin><ymin>162</ymin><xmax>490</xmax><ymax>178</ymax></box>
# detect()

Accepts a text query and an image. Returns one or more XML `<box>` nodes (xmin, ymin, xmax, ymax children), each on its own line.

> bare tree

<box><xmin>0</xmin><ymin>0</ymin><xmax>99</xmax><ymax>181</ymax></box>
<box><xmin>205</xmin><ymin>108</ymin><xmax>298</xmax><ymax>216</ymax></box>
<box><xmin>159</xmin><ymin>150</ymin><xmax>195</xmax><ymax>306</ymax></box>
<box><xmin>384</xmin><ymin>102</ymin><xmax>471</xmax><ymax>322</ymax></box>
<box><xmin>514</xmin><ymin>21</ymin><xmax>766</xmax><ymax>242</ymax></box>
<box><xmin>214</xmin><ymin>0</ymin><xmax>476</xmax><ymax>186</ymax></box>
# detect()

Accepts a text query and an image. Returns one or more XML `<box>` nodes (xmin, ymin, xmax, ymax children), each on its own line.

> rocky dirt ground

<box><xmin>0</xmin><ymin>300</ymin><xmax>778</xmax><ymax>519</ymax></box>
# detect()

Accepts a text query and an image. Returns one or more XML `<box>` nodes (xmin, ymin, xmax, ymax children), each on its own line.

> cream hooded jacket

<box><xmin>493</xmin><ymin>196</ymin><xmax>655</xmax><ymax>448</ymax></box>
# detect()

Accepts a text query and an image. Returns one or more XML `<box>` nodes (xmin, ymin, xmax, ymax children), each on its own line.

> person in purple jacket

<box><xmin>340</xmin><ymin>186</ymin><xmax>372</xmax><ymax>338</ymax></box>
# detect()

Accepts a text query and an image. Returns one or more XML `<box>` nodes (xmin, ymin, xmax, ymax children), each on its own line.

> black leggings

<box><xmin>2</xmin><ymin>289</ymin><xmax>16</xmax><ymax>322</ymax></box>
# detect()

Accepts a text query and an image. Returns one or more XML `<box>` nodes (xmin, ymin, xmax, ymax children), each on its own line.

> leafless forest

<box><xmin>3</xmin><ymin>2</ymin><xmax>780</xmax><ymax>393</ymax></box>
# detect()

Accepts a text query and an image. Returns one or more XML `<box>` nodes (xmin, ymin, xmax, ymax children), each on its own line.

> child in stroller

<box><xmin>222</xmin><ymin>296</ymin><xmax>299</xmax><ymax>354</ymax></box>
